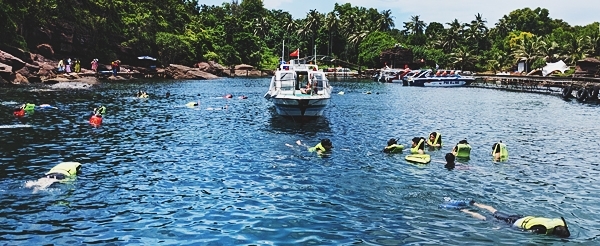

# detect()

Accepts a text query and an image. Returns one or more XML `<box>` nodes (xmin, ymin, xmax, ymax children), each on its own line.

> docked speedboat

<box><xmin>407</xmin><ymin>70</ymin><xmax>475</xmax><ymax>87</ymax></box>
<box><xmin>264</xmin><ymin>60</ymin><xmax>332</xmax><ymax>117</ymax></box>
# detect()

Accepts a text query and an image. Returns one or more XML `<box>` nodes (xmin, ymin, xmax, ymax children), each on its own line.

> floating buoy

<box><xmin>405</xmin><ymin>154</ymin><xmax>431</xmax><ymax>164</ymax></box>
<box><xmin>338</xmin><ymin>91</ymin><xmax>345</xmax><ymax>95</ymax></box>
<box><xmin>89</xmin><ymin>115</ymin><xmax>102</xmax><ymax>125</ymax></box>
<box><xmin>13</xmin><ymin>109</ymin><xmax>25</xmax><ymax>117</ymax></box>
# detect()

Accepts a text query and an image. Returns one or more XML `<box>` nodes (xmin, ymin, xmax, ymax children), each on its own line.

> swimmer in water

<box><xmin>25</xmin><ymin>162</ymin><xmax>82</xmax><ymax>192</ymax></box>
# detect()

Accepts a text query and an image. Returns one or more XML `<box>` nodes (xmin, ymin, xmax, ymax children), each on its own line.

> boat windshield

<box><xmin>277</xmin><ymin>72</ymin><xmax>296</xmax><ymax>91</ymax></box>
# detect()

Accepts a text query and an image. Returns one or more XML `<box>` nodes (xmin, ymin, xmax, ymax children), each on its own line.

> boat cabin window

<box><xmin>278</xmin><ymin>72</ymin><xmax>296</xmax><ymax>91</ymax></box>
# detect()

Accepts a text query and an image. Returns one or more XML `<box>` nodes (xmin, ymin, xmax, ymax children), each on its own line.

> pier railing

<box><xmin>472</xmin><ymin>74</ymin><xmax>600</xmax><ymax>95</ymax></box>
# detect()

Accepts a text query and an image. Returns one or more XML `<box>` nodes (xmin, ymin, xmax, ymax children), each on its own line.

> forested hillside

<box><xmin>1</xmin><ymin>0</ymin><xmax>598</xmax><ymax>71</ymax></box>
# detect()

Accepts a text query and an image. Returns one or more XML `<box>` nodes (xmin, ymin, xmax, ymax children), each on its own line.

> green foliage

<box><xmin>358</xmin><ymin>32</ymin><xmax>396</xmax><ymax>68</ymax></box>
<box><xmin>155</xmin><ymin>32</ymin><xmax>195</xmax><ymax>65</ymax></box>
<box><xmin>0</xmin><ymin>1</ymin><xmax>598</xmax><ymax>72</ymax></box>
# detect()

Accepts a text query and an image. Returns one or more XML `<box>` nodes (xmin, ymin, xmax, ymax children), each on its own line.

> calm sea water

<box><xmin>0</xmin><ymin>78</ymin><xmax>598</xmax><ymax>245</ymax></box>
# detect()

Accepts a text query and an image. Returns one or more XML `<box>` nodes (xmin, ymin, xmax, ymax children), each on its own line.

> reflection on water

<box><xmin>0</xmin><ymin>80</ymin><xmax>599</xmax><ymax>244</ymax></box>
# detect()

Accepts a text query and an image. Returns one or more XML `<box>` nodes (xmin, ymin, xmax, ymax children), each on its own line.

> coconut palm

<box><xmin>443</xmin><ymin>19</ymin><xmax>463</xmax><ymax>53</ymax></box>
<box><xmin>561</xmin><ymin>33</ymin><xmax>587</xmax><ymax>65</ymax></box>
<box><xmin>450</xmin><ymin>46</ymin><xmax>478</xmax><ymax>70</ymax></box>
<box><xmin>538</xmin><ymin>37</ymin><xmax>560</xmax><ymax>62</ymax></box>
<box><xmin>377</xmin><ymin>9</ymin><xmax>394</xmax><ymax>31</ymax></box>
<box><xmin>325</xmin><ymin>11</ymin><xmax>339</xmax><ymax>56</ymax></box>
<box><xmin>511</xmin><ymin>35</ymin><xmax>542</xmax><ymax>72</ymax></box>
<box><xmin>403</xmin><ymin>15</ymin><xmax>426</xmax><ymax>35</ymax></box>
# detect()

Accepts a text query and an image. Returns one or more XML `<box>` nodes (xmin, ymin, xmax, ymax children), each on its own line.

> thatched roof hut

<box><xmin>574</xmin><ymin>57</ymin><xmax>600</xmax><ymax>77</ymax></box>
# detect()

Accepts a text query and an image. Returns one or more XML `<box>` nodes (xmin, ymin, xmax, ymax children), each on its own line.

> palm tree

<box><xmin>377</xmin><ymin>9</ymin><xmax>394</xmax><ymax>31</ymax></box>
<box><xmin>538</xmin><ymin>37</ymin><xmax>560</xmax><ymax>62</ymax></box>
<box><xmin>561</xmin><ymin>33</ymin><xmax>587</xmax><ymax>65</ymax></box>
<box><xmin>325</xmin><ymin>12</ymin><xmax>339</xmax><ymax>56</ymax></box>
<box><xmin>511</xmin><ymin>36</ymin><xmax>542</xmax><ymax>72</ymax></box>
<box><xmin>443</xmin><ymin>19</ymin><xmax>463</xmax><ymax>53</ymax></box>
<box><xmin>403</xmin><ymin>15</ymin><xmax>425</xmax><ymax>35</ymax></box>
<box><xmin>253</xmin><ymin>16</ymin><xmax>270</xmax><ymax>39</ymax></box>
<box><xmin>450</xmin><ymin>46</ymin><xmax>478</xmax><ymax>70</ymax></box>
<box><xmin>283</xmin><ymin>15</ymin><xmax>297</xmax><ymax>34</ymax></box>
<box><xmin>298</xmin><ymin>9</ymin><xmax>322</xmax><ymax>56</ymax></box>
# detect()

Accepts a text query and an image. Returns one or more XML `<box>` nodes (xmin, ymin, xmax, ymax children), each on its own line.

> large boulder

<box><xmin>0</xmin><ymin>50</ymin><xmax>26</xmax><ymax>71</ymax></box>
<box><xmin>195</xmin><ymin>61</ymin><xmax>226</xmax><ymax>75</ymax></box>
<box><xmin>10</xmin><ymin>73</ymin><xmax>28</xmax><ymax>84</ymax></box>
<box><xmin>0</xmin><ymin>62</ymin><xmax>12</xmax><ymax>74</ymax></box>
<box><xmin>36</xmin><ymin>44</ymin><xmax>55</xmax><ymax>58</ymax></box>
<box><xmin>37</xmin><ymin>63</ymin><xmax>57</xmax><ymax>78</ymax></box>
<box><xmin>164</xmin><ymin>64</ymin><xmax>220</xmax><ymax>80</ymax></box>
<box><xmin>15</xmin><ymin>63</ymin><xmax>42</xmax><ymax>83</ymax></box>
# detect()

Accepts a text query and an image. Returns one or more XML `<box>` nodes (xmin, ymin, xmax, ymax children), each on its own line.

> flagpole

<box><xmin>282</xmin><ymin>39</ymin><xmax>285</xmax><ymax>63</ymax></box>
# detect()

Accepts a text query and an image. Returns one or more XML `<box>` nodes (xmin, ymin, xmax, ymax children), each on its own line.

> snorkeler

<box><xmin>445</xmin><ymin>200</ymin><xmax>571</xmax><ymax>238</ymax></box>
<box><xmin>452</xmin><ymin>139</ymin><xmax>471</xmax><ymax>158</ymax></box>
<box><xmin>383</xmin><ymin>138</ymin><xmax>404</xmax><ymax>153</ymax></box>
<box><xmin>309</xmin><ymin>139</ymin><xmax>333</xmax><ymax>154</ymax></box>
<box><xmin>25</xmin><ymin>162</ymin><xmax>82</xmax><ymax>191</ymax></box>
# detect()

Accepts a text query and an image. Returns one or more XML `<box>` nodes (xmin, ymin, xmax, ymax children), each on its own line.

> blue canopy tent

<box><xmin>137</xmin><ymin>56</ymin><xmax>157</xmax><ymax>71</ymax></box>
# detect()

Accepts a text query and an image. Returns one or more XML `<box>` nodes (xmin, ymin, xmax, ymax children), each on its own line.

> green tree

<box><xmin>358</xmin><ymin>31</ymin><xmax>396</xmax><ymax>68</ymax></box>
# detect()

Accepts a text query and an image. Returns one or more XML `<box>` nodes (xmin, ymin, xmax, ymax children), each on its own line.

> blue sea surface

<box><xmin>0</xmin><ymin>78</ymin><xmax>598</xmax><ymax>245</ymax></box>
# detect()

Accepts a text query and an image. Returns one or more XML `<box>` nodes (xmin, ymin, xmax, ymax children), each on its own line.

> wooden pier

<box><xmin>472</xmin><ymin>74</ymin><xmax>600</xmax><ymax>102</ymax></box>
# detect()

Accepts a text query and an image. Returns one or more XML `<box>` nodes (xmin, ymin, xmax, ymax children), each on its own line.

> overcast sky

<box><xmin>198</xmin><ymin>0</ymin><xmax>599</xmax><ymax>27</ymax></box>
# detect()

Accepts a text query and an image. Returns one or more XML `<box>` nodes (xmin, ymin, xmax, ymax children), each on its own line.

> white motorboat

<box><xmin>264</xmin><ymin>60</ymin><xmax>332</xmax><ymax>117</ymax></box>
<box><xmin>407</xmin><ymin>70</ymin><xmax>475</xmax><ymax>87</ymax></box>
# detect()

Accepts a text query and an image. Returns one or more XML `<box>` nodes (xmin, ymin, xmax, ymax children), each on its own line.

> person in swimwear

<box><xmin>383</xmin><ymin>138</ymin><xmax>404</xmax><ymax>153</ymax></box>
<box><xmin>426</xmin><ymin>131</ymin><xmax>442</xmax><ymax>147</ymax></box>
<box><xmin>25</xmin><ymin>162</ymin><xmax>82</xmax><ymax>192</ymax></box>
<box><xmin>459</xmin><ymin>201</ymin><xmax>570</xmax><ymax>238</ymax></box>
<box><xmin>410</xmin><ymin>137</ymin><xmax>426</xmax><ymax>154</ymax></box>
<box><xmin>308</xmin><ymin>138</ymin><xmax>333</xmax><ymax>154</ymax></box>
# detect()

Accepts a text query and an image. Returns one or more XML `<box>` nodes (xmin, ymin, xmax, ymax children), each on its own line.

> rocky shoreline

<box><xmin>0</xmin><ymin>46</ymin><xmax>273</xmax><ymax>87</ymax></box>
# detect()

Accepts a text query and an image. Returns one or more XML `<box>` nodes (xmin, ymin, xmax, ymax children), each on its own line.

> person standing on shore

<box><xmin>91</xmin><ymin>58</ymin><xmax>98</xmax><ymax>72</ymax></box>
<box><xmin>65</xmin><ymin>58</ymin><xmax>72</xmax><ymax>74</ymax></box>
<box><xmin>74</xmin><ymin>58</ymin><xmax>81</xmax><ymax>73</ymax></box>
<box><xmin>57</xmin><ymin>59</ymin><xmax>64</xmax><ymax>73</ymax></box>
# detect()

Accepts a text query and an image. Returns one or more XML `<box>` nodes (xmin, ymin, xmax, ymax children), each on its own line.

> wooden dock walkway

<box><xmin>472</xmin><ymin>74</ymin><xmax>600</xmax><ymax>101</ymax></box>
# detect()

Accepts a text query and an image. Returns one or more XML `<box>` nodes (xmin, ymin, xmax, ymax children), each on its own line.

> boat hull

<box><xmin>271</xmin><ymin>97</ymin><xmax>330</xmax><ymax>117</ymax></box>
<box><xmin>410</xmin><ymin>78</ymin><xmax>474</xmax><ymax>87</ymax></box>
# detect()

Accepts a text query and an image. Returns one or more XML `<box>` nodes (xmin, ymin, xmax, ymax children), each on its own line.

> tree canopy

<box><xmin>0</xmin><ymin>1</ymin><xmax>598</xmax><ymax>72</ymax></box>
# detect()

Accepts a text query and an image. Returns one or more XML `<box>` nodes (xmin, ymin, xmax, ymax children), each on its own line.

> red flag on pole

<box><xmin>290</xmin><ymin>48</ymin><xmax>299</xmax><ymax>57</ymax></box>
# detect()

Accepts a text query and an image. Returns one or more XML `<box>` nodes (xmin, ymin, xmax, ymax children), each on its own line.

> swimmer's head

<box><xmin>551</xmin><ymin>225</ymin><xmax>570</xmax><ymax>238</ymax></box>
<box><xmin>445</xmin><ymin>153</ymin><xmax>455</xmax><ymax>164</ymax></box>
<box><xmin>459</xmin><ymin>139</ymin><xmax>468</xmax><ymax>144</ymax></box>
<box><xmin>320</xmin><ymin>138</ymin><xmax>333</xmax><ymax>150</ymax></box>
<box><xmin>387</xmin><ymin>138</ymin><xmax>397</xmax><ymax>146</ymax></box>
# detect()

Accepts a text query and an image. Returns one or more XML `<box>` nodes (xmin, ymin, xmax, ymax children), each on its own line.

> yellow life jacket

<box><xmin>46</xmin><ymin>162</ymin><xmax>81</xmax><ymax>177</ymax></box>
<box><xmin>514</xmin><ymin>216</ymin><xmax>566</xmax><ymax>233</ymax></box>
<box><xmin>455</xmin><ymin>143</ymin><xmax>471</xmax><ymax>158</ymax></box>
<box><xmin>426</xmin><ymin>132</ymin><xmax>442</xmax><ymax>146</ymax></box>
<box><xmin>410</xmin><ymin>139</ymin><xmax>425</xmax><ymax>154</ymax></box>
<box><xmin>384</xmin><ymin>144</ymin><xmax>404</xmax><ymax>153</ymax></box>
<box><xmin>309</xmin><ymin>143</ymin><xmax>327</xmax><ymax>152</ymax></box>
<box><xmin>492</xmin><ymin>142</ymin><xmax>509</xmax><ymax>159</ymax></box>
